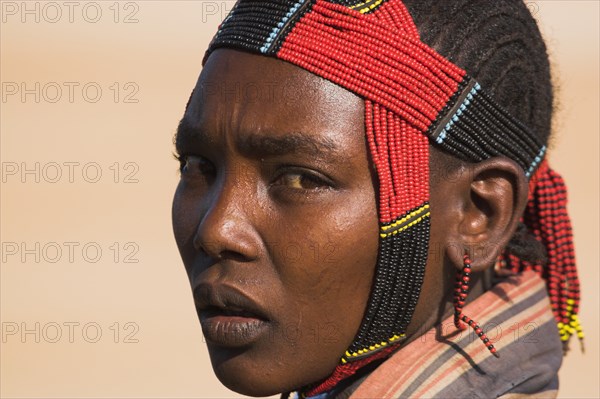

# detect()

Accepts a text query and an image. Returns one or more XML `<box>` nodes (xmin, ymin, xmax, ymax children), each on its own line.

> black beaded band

<box><xmin>426</xmin><ymin>76</ymin><xmax>546</xmax><ymax>178</ymax></box>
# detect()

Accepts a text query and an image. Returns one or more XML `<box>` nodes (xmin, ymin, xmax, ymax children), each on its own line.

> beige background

<box><xmin>1</xmin><ymin>1</ymin><xmax>598</xmax><ymax>398</ymax></box>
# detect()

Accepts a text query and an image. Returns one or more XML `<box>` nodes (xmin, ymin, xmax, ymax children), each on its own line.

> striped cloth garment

<box><xmin>333</xmin><ymin>271</ymin><xmax>563</xmax><ymax>399</ymax></box>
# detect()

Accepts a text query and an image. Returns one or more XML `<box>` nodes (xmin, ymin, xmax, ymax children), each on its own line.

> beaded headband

<box><xmin>200</xmin><ymin>0</ymin><xmax>582</xmax><ymax>396</ymax></box>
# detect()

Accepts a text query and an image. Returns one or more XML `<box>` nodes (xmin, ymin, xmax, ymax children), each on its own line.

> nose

<box><xmin>193</xmin><ymin>176</ymin><xmax>261</xmax><ymax>263</ymax></box>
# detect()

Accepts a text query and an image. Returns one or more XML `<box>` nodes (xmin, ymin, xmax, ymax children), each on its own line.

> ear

<box><xmin>440</xmin><ymin>157</ymin><xmax>529</xmax><ymax>272</ymax></box>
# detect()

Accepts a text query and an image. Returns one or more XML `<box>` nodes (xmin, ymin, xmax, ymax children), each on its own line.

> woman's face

<box><xmin>172</xmin><ymin>49</ymin><xmax>380</xmax><ymax>396</ymax></box>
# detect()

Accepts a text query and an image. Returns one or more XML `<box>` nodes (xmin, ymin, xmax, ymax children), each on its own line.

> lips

<box><xmin>202</xmin><ymin>306</ymin><xmax>263</xmax><ymax>318</ymax></box>
<box><xmin>193</xmin><ymin>282</ymin><xmax>271</xmax><ymax>347</ymax></box>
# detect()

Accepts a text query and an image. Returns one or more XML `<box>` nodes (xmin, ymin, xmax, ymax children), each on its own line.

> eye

<box><xmin>272</xmin><ymin>168</ymin><xmax>332</xmax><ymax>192</ymax></box>
<box><xmin>176</xmin><ymin>154</ymin><xmax>215</xmax><ymax>179</ymax></box>
<box><xmin>278</xmin><ymin>173</ymin><xmax>323</xmax><ymax>190</ymax></box>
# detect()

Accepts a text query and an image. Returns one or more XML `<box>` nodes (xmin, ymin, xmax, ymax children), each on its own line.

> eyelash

<box><xmin>174</xmin><ymin>153</ymin><xmax>215</xmax><ymax>177</ymax></box>
<box><xmin>173</xmin><ymin>153</ymin><xmax>185</xmax><ymax>171</ymax></box>
<box><xmin>271</xmin><ymin>167</ymin><xmax>333</xmax><ymax>192</ymax></box>
<box><xmin>174</xmin><ymin>153</ymin><xmax>333</xmax><ymax>193</ymax></box>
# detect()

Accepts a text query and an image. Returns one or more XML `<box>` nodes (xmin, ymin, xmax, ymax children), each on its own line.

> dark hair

<box><xmin>406</xmin><ymin>0</ymin><xmax>552</xmax><ymax>264</ymax></box>
<box><xmin>405</xmin><ymin>0</ymin><xmax>553</xmax><ymax>141</ymax></box>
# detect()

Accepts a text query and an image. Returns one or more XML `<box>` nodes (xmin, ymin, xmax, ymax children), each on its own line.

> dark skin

<box><xmin>172</xmin><ymin>49</ymin><xmax>529</xmax><ymax>397</ymax></box>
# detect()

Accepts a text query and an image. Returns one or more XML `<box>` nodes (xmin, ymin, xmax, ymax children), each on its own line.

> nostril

<box><xmin>220</xmin><ymin>250</ymin><xmax>252</xmax><ymax>262</ymax></box>
<box><xmin>194</xmin><ymin>238</ymin><xmax>220</xmax><ymax>257</ymax></box>
<box><xmin>194</xmin><ymin>238</ymin><xmax>250</xmax><ymax>262</ymax></box>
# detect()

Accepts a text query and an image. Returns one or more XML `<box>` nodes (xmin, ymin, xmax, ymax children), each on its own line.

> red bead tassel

<box><xmin>454</xmin><ymin>254</ymin><xmax>500</xmax><ymax>358</ymax></box>
<box><xmin>500</xmin><ymin>161</ymin><xmax>584</xmax><ymax>351</ymax></box>
<box><xmin>531</xmin><ymin>162</ymin><xmax>583</xmax><ymax>350</ymax></box>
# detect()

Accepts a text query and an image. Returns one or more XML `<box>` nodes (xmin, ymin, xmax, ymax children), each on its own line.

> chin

<box><xmin>207</xmin><ymin>344</ymin><xmax>284</xmax><ymax>397</ymax></box>
<box><xmin>212</xmin><ymin>359</ymin><xmax>282</xmax><ymax>397</ymax></box>
<box><xmin>207</xmin><ymin>343</ymin><xmax>328</xmax><ymax>397</ymax></box>
<box><xmin>217</xmin><ymin>374</ymin><xmax>280</xmax><ymax>397</ymax></box>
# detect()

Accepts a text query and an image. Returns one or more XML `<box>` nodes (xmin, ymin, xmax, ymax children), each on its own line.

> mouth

<box><xmin>201</xmin><ymin>306</ymin><xmax>267</xmax><ymax>319</ymax></box>
<box><xmin>194</xmin><ymin>283</ymin><xmax>271</xmax><ymax>348</ymax></box>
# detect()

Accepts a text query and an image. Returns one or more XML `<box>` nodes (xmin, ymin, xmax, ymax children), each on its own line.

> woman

<box><xmin>172</xmin><ymin>0</ymin><xmax>582</xmax><ymax>397</ymax></box>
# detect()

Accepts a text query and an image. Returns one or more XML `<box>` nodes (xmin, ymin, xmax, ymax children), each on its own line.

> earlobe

<box><xmin>444</xmin><ymin>157</ymin><xmax>529</xmax><ymax>272</ymax></box>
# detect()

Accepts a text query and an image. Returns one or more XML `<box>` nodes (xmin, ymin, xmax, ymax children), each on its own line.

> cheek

<box><xmin>268</xmin><ymin>192</ymin><xmax>380</xmax><ymax>354</ymax></box>
<box><xmin>277</xmin><ymin>195</ymin><xmax>379</xmax><ymax>282</ymax></box>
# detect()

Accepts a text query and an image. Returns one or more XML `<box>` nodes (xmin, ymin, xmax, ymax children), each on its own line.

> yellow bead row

<box><xmin>380</xmin><ymin>213</ymin><xmax>430</xmax><ymax>238</ymax></box>
<box><xmin>341</xmin><ymin>333</ymin><xmax>405</xmax><ymax>364</ymax></box>
<box><xmin>557</xmin><ymin>301</ymin><xmax>584</xmax><ymax>341</ymax></box>
<box><xmin>381</xmin><ymin>204</ymin><xmax>430</xmax><ymax>232</ymax></box>
<box><xmin>350</xmin><ymin>0</ymin><xmax>385</xmax><ymax>14</ymax></box>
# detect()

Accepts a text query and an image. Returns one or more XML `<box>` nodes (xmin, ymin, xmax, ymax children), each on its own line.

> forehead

<box><xmin>183</xmin><ymin>49</ymin><xmax>365</xmax><ymax>151</ymax></box>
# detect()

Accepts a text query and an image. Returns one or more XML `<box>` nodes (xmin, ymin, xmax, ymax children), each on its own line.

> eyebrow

<box><xmin>175</xmin><ymin>117</ymin><xmax>341</xmax><ymax>159</ymax></box>
<box><xmin>174</xmin><ymin>118</ymin><xmax>214</xmax><ymax>152</ymax></box>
